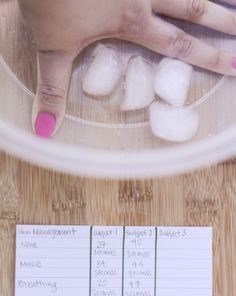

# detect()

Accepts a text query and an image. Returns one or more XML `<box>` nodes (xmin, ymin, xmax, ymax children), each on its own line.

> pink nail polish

<box><xmin>232</xmin><ymin>58</ymin><xmax>236</xmax><ymax>69</ymax></box>
<box><xmin>35</xmin><ymin>112</ymin><xmax>56</xmax><ymax>138</ymax></box>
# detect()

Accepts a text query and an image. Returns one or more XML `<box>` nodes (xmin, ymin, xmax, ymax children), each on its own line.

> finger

<box><xmin>151</xmin><ymin>0</ymin><xmax>236</xmax><ymax>36</ymax></box>
<box><xmin>221</xmin><ymin>0</ymin><xmax>236</xmax><ymax>5</ymax></box>
<box><xmin>33</xmin><ymin>50</ymin><xmax>73</xmax><ymax>138</ymax></box>
<box><xmin>129</xmin><ymin>17</ymin><xmax>236</xmax><ymax>75</ymax></box>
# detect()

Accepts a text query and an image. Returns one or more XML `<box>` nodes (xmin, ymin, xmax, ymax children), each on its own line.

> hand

<box><xmin>18</xmin><ymin>0</ymin><xmax>236</xmax><ymax>138</ymax></box>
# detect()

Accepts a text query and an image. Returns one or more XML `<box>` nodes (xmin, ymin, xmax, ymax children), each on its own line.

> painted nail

<box><xmin>35</xmin><ymin>112</ymin><xmax>56</xmax><ymax>138</ymax></box>
<box><xmin>232</xmin><ymin>58</ymin><xmax>236</xmax><ymax>69</ymax></box>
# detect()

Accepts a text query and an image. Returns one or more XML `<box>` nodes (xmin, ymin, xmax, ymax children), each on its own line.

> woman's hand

<box><xmin>18</xmin><ymin>0</ymin><xmax>236</xmax><ymax>138</ymax></box>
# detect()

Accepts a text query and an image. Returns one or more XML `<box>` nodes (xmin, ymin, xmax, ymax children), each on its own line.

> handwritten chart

<box><xmin>15</xmin><ymin>225</ymin><xmax>212</xmax><ymax>296</ymax></box>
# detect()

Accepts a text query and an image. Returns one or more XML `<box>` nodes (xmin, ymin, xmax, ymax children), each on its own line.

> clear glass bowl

<box><xmin>1</xmin><ymin>0</ymin><xmax>236</xmax><ymax>178</ymax></box>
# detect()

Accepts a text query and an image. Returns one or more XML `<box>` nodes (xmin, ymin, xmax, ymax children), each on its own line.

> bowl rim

<box><xmin>0</xmin><ymin>117</ymin><xmax>236</xmax><ymax>178</ymax></box>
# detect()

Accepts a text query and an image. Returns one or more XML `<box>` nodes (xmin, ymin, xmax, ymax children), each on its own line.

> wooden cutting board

<box><xmin>0</xmin><ymin>151</ymin><xmax>235</xmax><ymax>296</ymax></box>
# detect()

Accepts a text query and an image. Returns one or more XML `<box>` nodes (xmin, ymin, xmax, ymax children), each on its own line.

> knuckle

<box><xmin>229</xmin><ymin>14</ymin><xmax>236</xmax><ymax>34</ymax></box>
<box><xmin>119</xmin><ymin>0</ymin><xmax>150</xmax><ymax>37</ymax></box>
<box><xmin>208</xmin><ymin>50</ymin><xmax>221</xmax><ymax>69</ymax></box>
<box><xmin>172</xmin><ymin>32</ymin><xmax>193</xmax><ymax>59</ymax></box>
<box><xmin>38</xmin><ymin>84</ymin><xmax>65</xmax><ymax>107</ymax></box>
<box><xmin>186</xmin><ymin>0</ymin><xmax>206</xmax><ymax>19</ymax></box>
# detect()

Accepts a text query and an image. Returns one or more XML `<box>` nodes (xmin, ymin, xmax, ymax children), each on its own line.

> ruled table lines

<box><xmin>15</xmin><ymin>225</ymin><xmax>212</xmax><ymax>296</ymax></box>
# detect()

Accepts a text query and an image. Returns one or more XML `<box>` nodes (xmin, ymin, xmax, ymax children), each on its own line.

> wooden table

<box><xmin>0</xmin><ymin>151</ymin><xmax>235</xmax><ymax>296</ymax></box>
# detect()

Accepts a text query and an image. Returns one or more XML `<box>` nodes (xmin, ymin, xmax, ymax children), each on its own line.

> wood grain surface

<box><xmin>0</xmin><ymin>151</ymin><xmax>236</xmax><ymax>296</ymax></box>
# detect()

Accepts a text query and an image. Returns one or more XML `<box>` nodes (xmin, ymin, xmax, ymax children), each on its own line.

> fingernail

<box><xmin>232</xmin><ymin>58</ymin><xmax>236</xmax><ymax>69</ymax></box>
<box><xmin>35</xmin><ymin>112</ymin><xmax>56</xmax><ymax>138</ymax></box>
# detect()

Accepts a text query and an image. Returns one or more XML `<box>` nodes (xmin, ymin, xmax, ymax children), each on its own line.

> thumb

<box><xmin>33</xmin><ymin>50</ymin><xmax>73</xmax><ymax>138</ymax></box>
